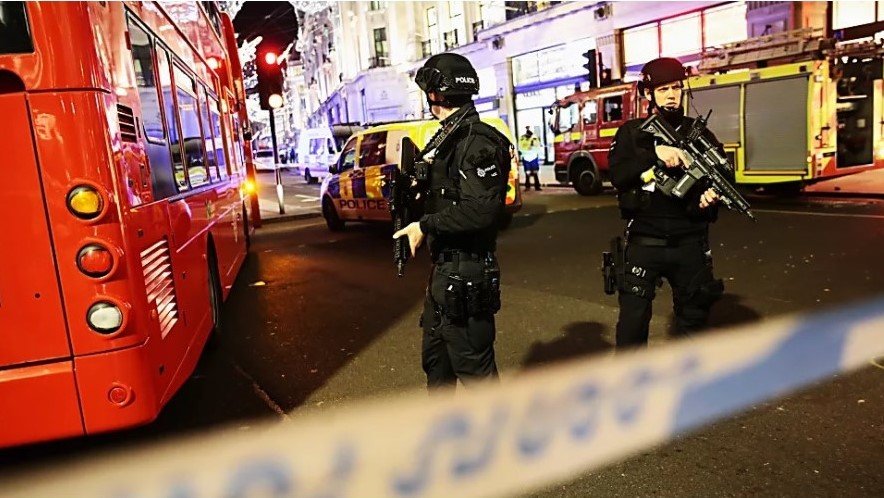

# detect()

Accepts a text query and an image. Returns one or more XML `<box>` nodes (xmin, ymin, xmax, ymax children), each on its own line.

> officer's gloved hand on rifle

<box><xmin>393</xmin><ymin>222</ymin><xmax>424</xmax><ymax>258</ymax></box>
<box><xmin>655</xmin><ymin>145</ymin><xmax>690</xmax><ymax>169</ymax></box>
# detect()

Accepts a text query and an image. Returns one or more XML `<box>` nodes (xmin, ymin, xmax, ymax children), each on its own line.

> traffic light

<box><xmin>257</xmin><ymin>49</ymin><xmax>285</xmax><ymax>110</ymax></box>
<box><xmin>582</xmin><ymin>49</ymin><xmax>598</xmax><ymax>88</ymax></box>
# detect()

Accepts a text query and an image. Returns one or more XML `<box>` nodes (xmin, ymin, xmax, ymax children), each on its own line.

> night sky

<box><xmin>232</xmin><ymin>1</ymin><xmax>298</xmax><ymax>57</ymax></box>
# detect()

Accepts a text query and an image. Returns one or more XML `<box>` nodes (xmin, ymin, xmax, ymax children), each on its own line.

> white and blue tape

<box><xmin>2</xmin><ymin>297</ymin><xmax>883</xmax><ymax>498</ymax></box>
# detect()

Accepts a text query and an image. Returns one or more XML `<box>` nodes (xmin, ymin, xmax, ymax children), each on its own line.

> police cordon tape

<box><xmin>3</xmin><ymin>297</ymin><xmax>884</xmax><ymax>498</ymax></box>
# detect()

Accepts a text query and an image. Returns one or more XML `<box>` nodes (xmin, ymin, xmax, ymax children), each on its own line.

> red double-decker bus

<box><xmin>0</xmin><ymin>1</ymin><xmax>255</xmax><ymax>447</ymax></box>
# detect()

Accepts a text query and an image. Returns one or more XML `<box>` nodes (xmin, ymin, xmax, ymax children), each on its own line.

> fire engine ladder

<box><xmin>699</xmin><ymin>28</ymin><xmax>834</xmax><ymax>72</ymax></box>
<box><xmin>825</xmin><ymin>37</ymin><xmax>884</xmax><ymax>60</ymax></box>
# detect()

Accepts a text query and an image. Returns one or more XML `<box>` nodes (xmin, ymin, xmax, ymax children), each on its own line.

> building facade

<box><xmin>294</xmin><ymin>0</ymin><xmax>878</xmax><ymax>162</ymax></box>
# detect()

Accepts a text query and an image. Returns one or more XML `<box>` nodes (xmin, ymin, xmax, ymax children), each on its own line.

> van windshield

<box><xmin>0</xmin><ymin>2</ymin><xmax>34</xmax><ymax>54</ymax></box>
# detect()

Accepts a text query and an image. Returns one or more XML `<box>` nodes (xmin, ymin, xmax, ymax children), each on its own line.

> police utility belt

<box><xmin>434</xmin><ymin>250</ymin><xmax>501</xmax><ymax>320</ymax></box>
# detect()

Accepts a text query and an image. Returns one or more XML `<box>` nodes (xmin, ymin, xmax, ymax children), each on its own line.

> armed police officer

<box><xmin>608</xmin><ymin>57</ymin><xmax>727</xmax><ymax>348</ymax></box>
<box><xmin>393</xmin><ymin>53</ymin><xmax>511</xmax><ymax>390</ymax></box>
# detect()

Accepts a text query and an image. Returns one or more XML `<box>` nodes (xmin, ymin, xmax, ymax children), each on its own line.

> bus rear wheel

<box><xmin>206</xmin><ymin>245</ymin><xmax>223</xmax><ymax>349</ymax></box>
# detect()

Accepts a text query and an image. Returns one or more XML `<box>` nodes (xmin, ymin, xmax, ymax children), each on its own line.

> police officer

<box><xmin>608</xmin><ymin>57</ymin><xmax>726</xmax><ymax>348</ymax></box>
<box><xmin>393</xmin><ymin>53</ymin><xmax>511</xmax><ymax>389</ymax></box>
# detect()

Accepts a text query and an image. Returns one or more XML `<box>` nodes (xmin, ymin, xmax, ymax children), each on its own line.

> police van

<box><xmin>320</xmin><ymin>117</ymin><xmax>522</xmax><ymax>231</ymax></box>
<box><xmin>296</xmin><ymin>124</ymin><xmax>364</xmax><ymax>184</ymax></box>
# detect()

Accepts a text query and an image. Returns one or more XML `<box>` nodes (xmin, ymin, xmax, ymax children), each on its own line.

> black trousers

<box><xmin>616</xmin><ymin>239</ymin><xmax>721</xmax><ymax>348</ymax></box>
<box><xmin>421</xmin><ymin>258</ymin><xmax>499</xmax><ymax>389</ymax></box>
<box><xmin>524</xmin><ymin>170</ymin><xmax>541</xmax><ymax>190</ymax></box>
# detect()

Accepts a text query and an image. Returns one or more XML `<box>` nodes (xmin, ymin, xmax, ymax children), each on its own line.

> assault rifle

<box><xmin>392</xmin><ymin>136</ymin><xmax>422</xmax><ymax>277</ymax></box>
<box><xmin>640</xmin><ymin>112</ymin><xmax>756</xmax><ymax>221</ymax></box>
<box><xmin>391</xmin><ymin>109</ymin><xmax>472</xmax><ymax>277</ymax></box>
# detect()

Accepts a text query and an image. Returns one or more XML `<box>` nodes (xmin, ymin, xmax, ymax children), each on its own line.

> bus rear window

<box><xmin>0</xmin><ymin>2</ymin><xmax>34</xmax><ymax>54</ymax></box>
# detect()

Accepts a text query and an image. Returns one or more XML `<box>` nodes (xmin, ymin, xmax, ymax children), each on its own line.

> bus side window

<box><xmin>231</xmin><ymin>114</ymin><xmax>246</xmax><ymax>174</ymax></box>
<box><xmin>159</xmin><ymin>51</ymin><xmax>190</xmax><ymax>193</ymax></box>
<box><xmin>127</xmin><ymin>18</ymin><xmax>176</xmax><ymax>201</ymax></box>
<box><xmin>155</xmin><ymin>47</ymin><xmax>185</xmax><ymax>197</ymax></box>
<box><xmin>198</xmin><ymin>86</ymin><xmax>219</xmax><ymax>183</ymax></box>
<box><xmin>209</xmin><ymin>97</ymin><xmax>228</xmax><ymax>179</ymax></box>
<box><xmin>172</xmin><ymin>65</ymin><xmax>210</xmax><ymax>188</ymax></box>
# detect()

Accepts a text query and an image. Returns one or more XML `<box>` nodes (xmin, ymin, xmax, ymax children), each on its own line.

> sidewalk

<box><xmin>521</xmin><ymin>163</ymin><xmax>570</xmax><ymax>188</ymax></box>
<box><xmin>254</xmin><ymin>168</ymin><xmax>323</xmax><ymax>224</ymax></box>
<box><xmin>804</xmin><ymin>168</ymin><xmax>884</xmax><ymax>197</ymax></box>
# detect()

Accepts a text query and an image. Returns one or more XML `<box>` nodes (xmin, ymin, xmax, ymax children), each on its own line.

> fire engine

<box><xmin>550</xmin><ymin>28</ymin><xmax>884</xmax><ymax>195</ymax></box>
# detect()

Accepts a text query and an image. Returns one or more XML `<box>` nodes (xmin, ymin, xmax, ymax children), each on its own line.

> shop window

<box><xmin>833</xmin><ymin>0</ymin><xmax>878</xmax><ymax>30</ymax></box>
<box><xmin>623</xmin><ymin>24</ymin><xmax>659</xmax><ymax>68</ymax></box>
<box><xmin>703</xmin><ymin>2</ymin><xmax>748</xmax><ymax>48</ymax></box>
<box><xmin>661</xmin><ymin>13</ymin><xmax>701</xmax><ymax>57</ymax></box>
<box><xmin>602</xmin><ymin>95</ymin><xmax>623</xmax><ymax>122</ymax></box>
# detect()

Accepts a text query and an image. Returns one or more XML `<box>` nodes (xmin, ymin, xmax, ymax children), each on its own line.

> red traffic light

<box><xmin>263</xmin><ymin>52</ymin><xmax>278</xmax><ymax>65</ymax></box>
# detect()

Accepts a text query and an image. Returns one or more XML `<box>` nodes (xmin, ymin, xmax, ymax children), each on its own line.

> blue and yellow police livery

<box><xmin>320</xmin><ymin>118</ymin><xmax>522</xmax><ymax>231</ymax></box>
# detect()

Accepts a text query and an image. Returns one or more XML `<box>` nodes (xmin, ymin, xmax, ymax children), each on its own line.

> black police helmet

<box><xmin>415</xmin><ymin>53</ymin><xmax>480</xmax><ymax>97</ymax></box>
<box><xmin>638</xmin><ymin>57</ymin><xmax>687</xmax><ymax>93</ymax></box>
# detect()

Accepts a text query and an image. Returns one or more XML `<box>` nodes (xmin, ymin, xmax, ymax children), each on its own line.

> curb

<box><xmin>258</xmin><ymin>211</ymin><xmax>323</xmax><ymax>225</ymax></box>
<box><xmin>799</xmin><ymin>190</ymin><xmax>884</xmax><ymax>200</ymax></box>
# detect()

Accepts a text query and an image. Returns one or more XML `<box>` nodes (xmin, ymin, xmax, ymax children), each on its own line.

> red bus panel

<box><xmin>0</xmin><ymin>93</ymin><xmax>71</xmax><ymax>367</ymax></box>
<box><xmin>0</xmin><ymin>362</ymin><xmax>83</xmax><ymax>447</ymax></box>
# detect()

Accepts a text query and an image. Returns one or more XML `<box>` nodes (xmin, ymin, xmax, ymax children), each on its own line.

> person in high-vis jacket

<box><xmin>608</xmin><ymin>57</ymin><xmax>727</xmax><ymax>348</ymax></box>
<box><xmin>518</xmin><ymin>126</ymin><xmax>542</xmax><ymax>191</ymax></box>
<box><xmin>393</xmin><ymin>53</ymin><xmax>511</xmax><ymax>389</ymax></box>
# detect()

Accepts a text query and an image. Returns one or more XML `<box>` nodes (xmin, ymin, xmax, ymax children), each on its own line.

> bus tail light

<box><xmin>243</xmin><ymin>178</ymin><xmax>256</xmax><ymax>194</ymax></box>
<box><xmin>87</xmin><ymin>302</ymin><xmax>123</xmax><ymax>334</ymax></box>
<box><xmin>77</xmin><ymin>244</ymin><xmax>113</xmax><ymax>278</ymax></box>
<box><xmin>67</xmin><ymin>185</ymin><xmax>104</xmax><ymax>219</ymax></box>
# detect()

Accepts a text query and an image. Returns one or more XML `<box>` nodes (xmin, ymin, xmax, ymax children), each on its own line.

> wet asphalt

<box><xmin>1</xmin><ymin>188</ymin><xmax>883</xmax><ymax>497</ymax></box>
